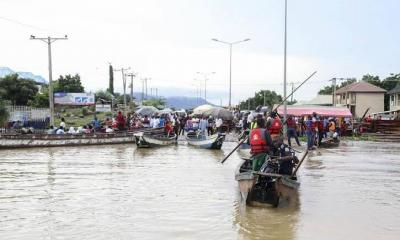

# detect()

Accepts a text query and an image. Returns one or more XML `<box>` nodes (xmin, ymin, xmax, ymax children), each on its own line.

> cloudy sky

<box><xmin>1</xmin><ymin>0</ymin><xmax>399</xmax><ymax>105</ymax></box>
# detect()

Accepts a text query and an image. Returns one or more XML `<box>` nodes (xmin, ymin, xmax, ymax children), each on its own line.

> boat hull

<box><xmin>134</xmin><ymin>132</ymin><xmax>177</xmax><ymax>148</ymax></box>
<box><xmin>235</xmin><ymin>160</ymin><xmax>299</xmax><ymax>207</ymax></box>
<box><xmin>185</xmin><ymin>133</ymin><xmax>225</xmax><ymax>149</ymax></box>
<box><xmin>0</xmin><ymin>133</ymin><xmax>136</xmax><ymax>149</ymax></box>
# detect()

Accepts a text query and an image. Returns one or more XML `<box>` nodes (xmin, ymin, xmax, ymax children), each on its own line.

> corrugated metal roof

<box><xmin>335</xmin><ymin>81</ymin><xmax>386</xmax><ymax>94</ymax></box>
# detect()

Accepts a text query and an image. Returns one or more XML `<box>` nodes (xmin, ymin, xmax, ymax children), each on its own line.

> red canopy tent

<box><xmin>277</xmin><ymin>105</ymin><xmax>352</xmax><ymax>117</ymax></box>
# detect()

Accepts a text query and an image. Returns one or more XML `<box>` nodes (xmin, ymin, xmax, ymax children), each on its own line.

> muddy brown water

<box><xmin>0</xmin><ymin>141</ymin><xmax>399</xmax><ymax>239</ymax></box>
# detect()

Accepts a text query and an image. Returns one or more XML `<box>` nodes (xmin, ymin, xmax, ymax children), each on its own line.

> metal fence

<box><xmin>4</xmin><ymin>106</ymin><xmax>50</xmax><ymax>130</ymax></box>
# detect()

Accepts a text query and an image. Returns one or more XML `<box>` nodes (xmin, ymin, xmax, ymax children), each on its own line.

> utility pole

<box><xmin>30</xmin><ymin>35</ymin><xmax>68</xmax><ymax>126</ymax></box>
<box><xmin>328</xmin><ymin>78</ymin><xmax>352</xmax><ymax>107</ymax></box>
<box><xmin>283</xmin><ymin>0</ymin><xmax>288</xmax><ymax>137</ymax></box>
<box><xmin>114</xmin><ymin>67</ymin><xmax>131</xmax><ymax>113</ymax></box>
<box><xmin>155</xmin><ymin>88</ymin><xmax>158</xmax><ymax>99</ymax></box>
<box><xmin>329</xmin><ymin>78</ymin><xmax>337</xmax><ymax>107</ymax></box>
<box><xmin>125</xmin><ymin>72</ymin><xmax>136</xmax><ymax>103</ymax></box>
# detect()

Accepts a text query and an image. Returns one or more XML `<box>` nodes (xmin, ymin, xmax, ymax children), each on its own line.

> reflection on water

<box><xmin>234</xmin><ymin>201</ymin><xmax>299</xmax><ymax>240</ymax></box>
<box><xmin>0</xmin><ymin>141</ymin><xmax>399</xmax><ymax>239</ymax></box>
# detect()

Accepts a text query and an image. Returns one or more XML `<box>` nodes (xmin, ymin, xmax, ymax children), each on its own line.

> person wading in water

<box><xmin>249</xmin><ymin>114</ymin><xmax>274</xmax><ymax>171</ymax></box>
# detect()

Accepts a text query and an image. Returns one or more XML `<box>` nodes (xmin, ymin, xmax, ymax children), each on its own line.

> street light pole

<box><xmin>30</xmin><ymin>35</ymin><xmax>68</xmax><ymax>126</ymax></box>
<box><xmin>283</xmin><ymin>0</ymin><xmax>288</xmax><ymax>137</ymax></box>
<box><xmin>196</xmin><ymin>72</ymin><xmax>215</xmax><ymax>104</ymax></box>
<box><xmin>212</xmin><ymin>38</ymin><xmax>250</xmax><ymax>109</ymax></box>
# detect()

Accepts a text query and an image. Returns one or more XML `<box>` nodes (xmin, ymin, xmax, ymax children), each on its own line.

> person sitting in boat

<box><xmin>164</xmin><ymin>120</ymin><xmax>174</xmax><ymax>136</ymax></box>
<box><xmin>47</xmin><ymin>125</ymin><xmax>56</xmax><ymax>134</ymax></box>
<box><xmin>249</xmin><ymin>115</ymin><xmax>274</xmax><ymax>171</ymax></box>
<box><xmin>56</xmin><ymin>126</ymin><xmax>65</xmax><ymax>135</ymax></box>
<box><xmin>106</xmin><ymin>125</ymin><xmax>114</xmax><ymax>133</ymax></box>
<box><xmin>68</xmin><ymin>127</ymin><xmax>76</xmax><ymax>134</ymax></box>
<box><xmin>91</xmin><ymin>117</ymin><xmax>101</xmax><ymax>132</ymax></box>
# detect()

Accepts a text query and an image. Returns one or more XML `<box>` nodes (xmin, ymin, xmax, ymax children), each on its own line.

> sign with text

<box><xmin>54</xmin><ymin>93</ymin><xmax>95</xmax><ymax>106</ymax></box>
<box><xmin>96</xmin><ymin>104</ymin><xmax>112</xmax><ymax>112</ymax></box>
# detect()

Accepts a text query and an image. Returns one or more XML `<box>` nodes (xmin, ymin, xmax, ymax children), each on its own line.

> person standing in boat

<box><xmin>249</xmin><ymin>115</ymin><xmax>274</xmax><ymax>171</ymax></box>
<box><xmin>164</xmin><ymin>120</ymin><xmax>173</xmax><ymax>137</ymax></box>
<box><xmin>198</xmin><ymin>116</ymin><xmax>208</xmax><ymax>137</ymax></box>
<box><xmin>116</xmin><ymin>111</ymin><xmax>126</xmax><ymax>130</ymax></box>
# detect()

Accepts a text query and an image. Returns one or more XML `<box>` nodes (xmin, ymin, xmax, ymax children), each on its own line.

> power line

<box><xmin>0</xmin><ymin>16</ymin><xmax>64</xmax><ymax>34</ymax></box>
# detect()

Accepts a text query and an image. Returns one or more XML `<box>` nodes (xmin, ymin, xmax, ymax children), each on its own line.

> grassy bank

<box><xmin>54</xmin><ymin>107</ymin><xmax>112</xmax><ymax>127</ymax></box>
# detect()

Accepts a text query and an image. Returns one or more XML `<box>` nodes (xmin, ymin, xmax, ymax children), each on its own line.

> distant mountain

<box><xmin>131</xmin><ymin>92</ymin><xmax>213</xmax><ymax>109</ymax></box>
<box><xmin>0</xmin><ymin>67</ymin><xmax>47</xmax><ymax>84</ymax></box>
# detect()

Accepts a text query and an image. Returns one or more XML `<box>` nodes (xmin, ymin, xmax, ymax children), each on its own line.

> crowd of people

<box><xmin>236</xmin><ymin>108</ymin><xmax>351</xmax><ymax>151</ymax></box>
<box><xmin>45</xmin><ymin>110</ymin><xmax>226</xmax><ymax>138</ymax></box>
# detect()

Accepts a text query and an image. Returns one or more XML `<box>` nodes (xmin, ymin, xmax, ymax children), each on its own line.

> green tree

<box><xmin>0</xmin><ymin>100</ymin><xmax>9</xmax><ymax>126</ymax></box>
<box><xmin>362</xmin><ymin>74</ymin><xmax>381</xmax><ymax>87</ymax></box>
<box><xmin>53</xmin><ymin>74</ymin><xmax>85</xmax><ymax>93</ymax></box>
<box><xmin>238</xmin><ymin>90</ymin><xmax>282</xmax><ymax>110</ymax></box>
<box><xmin>0</xmin><ymin>74</ymin><xmax>39</xmax><ymax>105</ymax></box>
<box><xmin>318</xmin><ymin>78</ymin><xmax>356</xmax><ymax>95</ymax></box>
<box><xmin>107</xmin><ymin>64</ymin><xmax>114</xmax><ymax>94</ymax></box>
<box><xmin>28</xmin><ymin>92</ymin><xmax>49</xmax><ymax>108</ymax></box>
<box><xmin>95</xmin><ymin>89</ymin><xmax>113</xmax><ymax>102</ymax></box>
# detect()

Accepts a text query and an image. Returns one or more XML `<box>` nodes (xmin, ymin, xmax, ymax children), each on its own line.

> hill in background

<box><xmin>0</xmin><ymin>67</ymin><xmax>47</xmax><ymax>84</ymax></box>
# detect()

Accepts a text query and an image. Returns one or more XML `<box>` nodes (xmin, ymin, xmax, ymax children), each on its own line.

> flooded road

<box><xmin>0</xmin><ymin>141</ymin><xmax>399</xmax><ymax>240</ymax></box>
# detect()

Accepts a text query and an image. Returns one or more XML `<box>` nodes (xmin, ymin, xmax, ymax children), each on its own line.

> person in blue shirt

<box><xmin>158</xmin><ymin>116</ymin><xmax>165</xmax><ymax>127</ymax></box>
<box><xmin>91</xmin><ymin>117</ymin><xmax>101</xmax><ymax>131</ymax></box>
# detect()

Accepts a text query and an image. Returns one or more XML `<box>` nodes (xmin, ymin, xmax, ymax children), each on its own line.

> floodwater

<box><xmin>0</xmin><ymin>141</ymin><xmax>399</xmax><ymax>240</ymax></box>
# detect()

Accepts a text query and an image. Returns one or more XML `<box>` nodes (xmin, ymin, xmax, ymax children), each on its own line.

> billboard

<box><xmin>54</xmin><ymin>93</ymin><xmax>95</xmax><ymax>106</ymax></box>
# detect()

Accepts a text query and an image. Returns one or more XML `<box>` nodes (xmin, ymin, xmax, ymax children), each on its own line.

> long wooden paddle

<box><xmin>291</xmin><ymin>149</ymin><xmax>309</xmax><ymax>177</ymax></box>
<box><xmin>221</xmin><ymin>137</ymin><xmax>247</xmax><ymax>164</ymax></box>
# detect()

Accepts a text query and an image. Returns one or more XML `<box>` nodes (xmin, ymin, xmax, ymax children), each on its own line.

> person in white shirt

<box><xmin>60</xmin><ymin>118</ymin><xmax>66</xmax><ymax>129</ymax></box>
<box><xmin>149</xmin><ymin>116</ymin><xmax>155</xmax><ymax>128</ymax></box>
<box><xmin>153</xmin><ymin>117</ymin><xmax>160</xmax><ymax>128</ymax></box>
<box><xmin>47</xmin><ymin>126</ymin><xmax>56</xmax><ymax>134</ymax></box>
<box><xmin>215</xmin><ymin>118</ymin><xmax>223</xmax><ymax>132</ymax></box>
<box><xmin>68</xmin><ymin>127</ymin><xmax>76</xmax><ymax>134</ymax></box>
